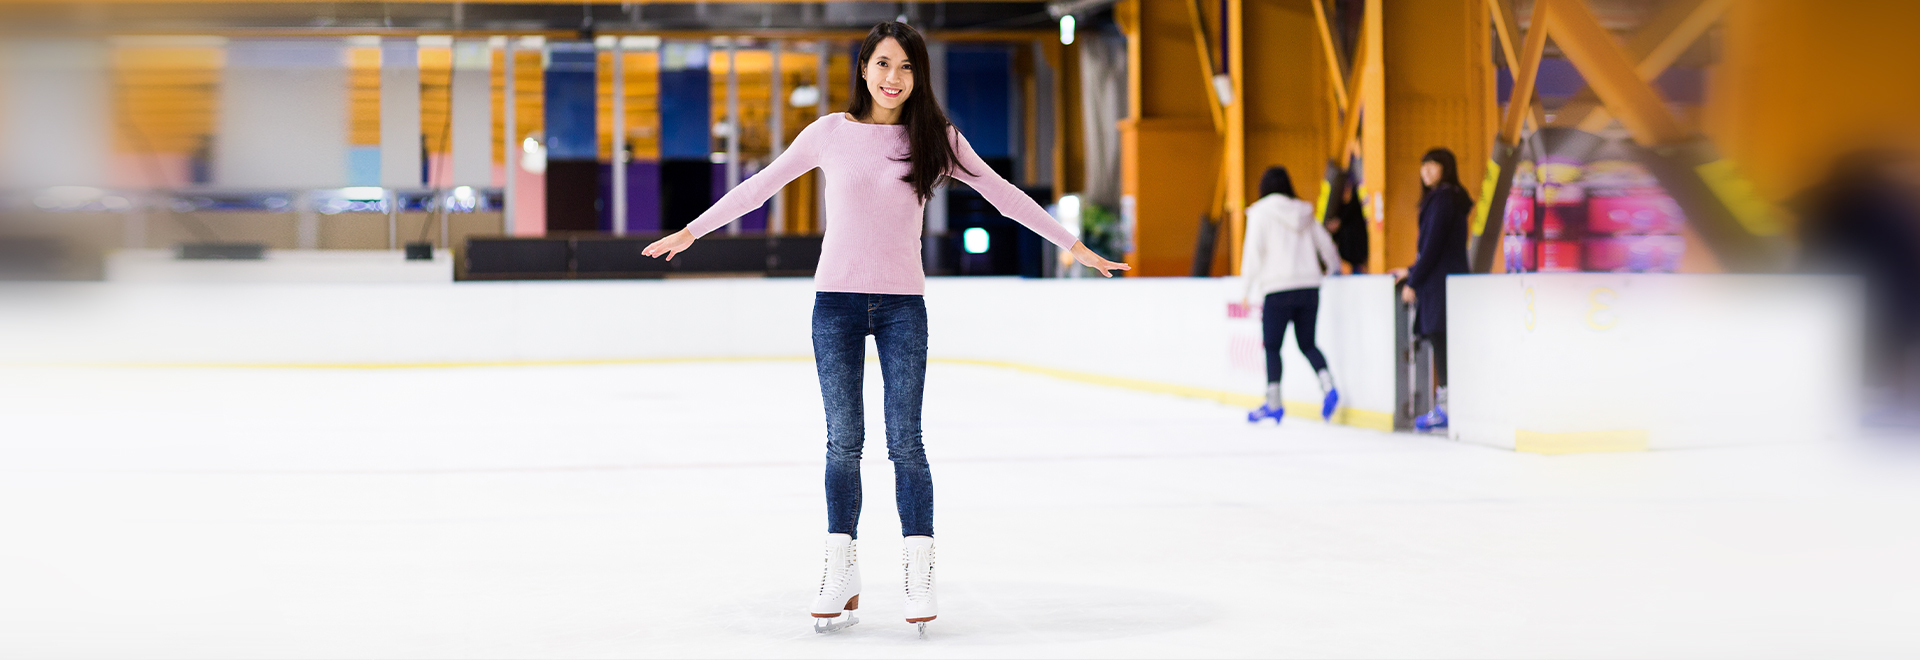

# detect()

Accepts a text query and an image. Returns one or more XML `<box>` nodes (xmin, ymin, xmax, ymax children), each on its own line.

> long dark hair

<box><xmin>847</xmin><ymin>21</ymin><xmax>972</xmax><ymax>204</ymax></box>
<box><xmin>1420</xmin><ymin>147</ymin><xmax>1472</xmax><ymax>207</ymax></box>
<box><xmin>1258</xmin><ymin>166</ymin><xmax>1296</xmax><ymax>199</ymax></box>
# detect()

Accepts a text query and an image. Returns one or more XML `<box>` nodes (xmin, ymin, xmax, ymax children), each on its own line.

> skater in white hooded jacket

<box><xmin>1241</xmin><ymin>166</ymin><xmax>1343</xmax><ymax>424</ymax></box>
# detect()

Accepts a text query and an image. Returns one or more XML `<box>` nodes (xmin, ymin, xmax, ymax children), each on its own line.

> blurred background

<box><xmin>1</xmin><ymin>1</ymin><xmax>1918</xmax><ymax>657</ymax></box>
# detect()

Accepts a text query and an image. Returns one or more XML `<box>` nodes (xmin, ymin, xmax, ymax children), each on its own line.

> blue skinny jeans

<box><xmin>812</xmin><ymin>292</ymin><xmax>932</xmax><ymax>539</ymax></box>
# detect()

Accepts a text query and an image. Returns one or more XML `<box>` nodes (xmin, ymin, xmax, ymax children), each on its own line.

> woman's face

<box><xmin>1420</xmin><ymin>161</ymin><xmax>1443</xmax><ymax>187</ymax></box>
<box><xmin>862</xmin><ymin>37</ymin><xmax>915</xmax><ymax>112</ymax></box>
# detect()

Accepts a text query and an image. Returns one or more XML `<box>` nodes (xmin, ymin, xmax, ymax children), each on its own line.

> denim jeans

<box><xmin>813</xmin><ymin>292</ymin><xmax>932</xmax><ymax>539</ymax></box>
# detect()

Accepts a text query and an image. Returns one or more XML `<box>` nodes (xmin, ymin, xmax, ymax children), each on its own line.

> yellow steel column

<box><xmin>1120</xmin><ymin>0</ymin><xmax>1224</xmax><ymax>276</ymax></box>
<box><xmin>1469</xmin><ymin>0</ymin><xmax>1547</xmax><ymax>273</ymax></box>
<box><xmin>1237</xmin><ymin>0</ymin><xmax>1339</xmax><ymax>275</ymax></box>
<box><xmin>1712</xmin><ymin>0</ymin><xmax>1920</xmax><ymax>202</ymax></box>
<box><xmin>1049</xmin><ymin>39</ymin><xmax>1085</xmax><ymax>202</ymax></box>
<box><xmin>1223</xmin><ymin>0</ymin><xmax>1244</xmax><ymax>276</ymax></box>
<box><xmin>1358</xmin><ymin>0</ymin><xmax>1385</xmax><ymax>273</ymax></box>
<box><xmin>1379</xmin><ymin>0</ymin><xmax>1493</xmax><ymax>272</ymax></box>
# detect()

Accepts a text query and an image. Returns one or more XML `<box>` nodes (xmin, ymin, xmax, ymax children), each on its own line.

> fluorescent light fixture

<box><xmin>621</xmin><ymin>36</ymin><xmax>662</xmax><ymax>51</ymax></box>
<box><xmin>963</xmin><ymin>227</ymin><xmax>991</xmax><ymax>254</ymax></box>
<box><xmin>416</xmin><ymin>35</ymin><xmax>454</xmax><ymax>48</ymax></box>
<box><xmin>520</xmin><ymin>135</ymin><xmax>547</xmax><ymax>174</ymax></box>
<box><xmin>789</xmin><ymin>84</ymin><xmax>822</xmax><ymax>108</ymax></box>
<box><xmin>109</xmin><ymin>36</ymin><xmax>228</xmax><ymax>48</ymax></box>
<box><xmin>1060</xmin><ymin>15</ymin><xmax>1077</xmax><ymax>45</ymax></box>
<box><xmin>341</xmin><ymin>187</ymin><xmax>385</xmax><ymax>201</ymax></box>
<box><xmin>1057</xmin><ymin>194</ymin><xmax>1082</xmax><ymax>239</ymax></box>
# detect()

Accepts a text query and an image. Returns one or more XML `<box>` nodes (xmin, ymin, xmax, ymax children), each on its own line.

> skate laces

<box><xmin>818</xmin><ymin>543</ymin><xmax>855</xmax><ymax>596</ymax></box>
<box><xmin>903</xmin><ymin>545</ymin><xmax>935</xmax><ymax>602</ymax></box>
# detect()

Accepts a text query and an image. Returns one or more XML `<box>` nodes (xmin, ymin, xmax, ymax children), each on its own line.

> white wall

<box><xmin>379</xmin><ymin>39</ymin><xmax>423</xmax><ymax>189</ymax></box>
<box><xmin>1448</xmin><ymin>274</ymin><xmax>1860</xmax><ymax>450</ymax></box>
<box><xmin>217</xmin><ymin>40</ymin><xmax>349</xmax><ymax>188</ymax></box>
<box><xmin>1</xmin><ymin>41</ymin><xmax>111</xmax><ymax>188</ymax></box>
<box><xmin>449</xmin><ymin>39</ymin><xmax>494</xmax><ymax>188</ymax></box>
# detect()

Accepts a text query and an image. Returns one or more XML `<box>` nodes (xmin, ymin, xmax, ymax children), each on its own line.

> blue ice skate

<box><xmin>1414</xmin><ymin>406</ymin><xmax>1449</xmax><ymax>431</ymax></box>
<box><xmin>1321</xmin><ymin>388</ymin><xmax>1340</xmax><ymax>421</ymax></box>
<box><xmin>1247</xmin><ymin>404</ymin><xmax>1284</xmax><ymax>424</ymax></box>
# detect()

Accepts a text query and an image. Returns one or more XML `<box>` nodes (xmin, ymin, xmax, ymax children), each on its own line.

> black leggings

<box><xmin>1262</xmin><ymin>289</ymin><xmax>1329</xmax><ymax>384</ymax></box>
<box><xmin>1422</xmin><ymin>331</ymin><xmax>1449</xmax><ymax>388</ymax></box>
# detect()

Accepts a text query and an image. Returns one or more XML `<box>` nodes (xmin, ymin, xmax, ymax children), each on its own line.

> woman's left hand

<box><xmin>1069</xmin><ymin>242</ymin><xmax>1131</xmax><ymax>278</ymax></box>
<box><xmin>1400</xmin><ymin>286</ymin><xmax>1417</xmax><ymax>305</ymax></box>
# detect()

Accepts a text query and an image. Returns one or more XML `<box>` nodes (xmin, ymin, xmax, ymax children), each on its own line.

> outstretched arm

<box><xmin>948</xmin><ymin>129</ymin><xmax>1131</xmax><ymax>277</ymax></box>
<box><xmin>644</xmin><ymin>118</ymin><xmax>834</xmax><ymax>260</ymax></box>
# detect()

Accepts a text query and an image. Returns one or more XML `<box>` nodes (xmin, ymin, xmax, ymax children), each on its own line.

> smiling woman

<box><xmin>845</xmin><ymin>21</ymin><xmax>954</xmax><ymax>204</ymax></box>
<box><xmin>634</xmin><ymin>19</ymin><xmax>1131</xmax><ymax>639</ymax></box>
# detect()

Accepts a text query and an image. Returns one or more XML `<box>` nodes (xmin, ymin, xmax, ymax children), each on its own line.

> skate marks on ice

<box><xmin>718</xmin><ymin>582</ymin><xmax>1215</xmax><ymax>646</ymax></box>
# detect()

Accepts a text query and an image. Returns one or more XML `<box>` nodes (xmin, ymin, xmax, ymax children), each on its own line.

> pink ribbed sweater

<box><xmin>686</xmin><ymin>112</ymin><xmax>1078</xmax><ymax>295</ymax></box>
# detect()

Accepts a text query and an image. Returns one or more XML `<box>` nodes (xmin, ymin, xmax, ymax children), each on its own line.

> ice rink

<box><xmin>3</xmin><ymin>359</ymin><xmax>1918</xmax><ymax>658</ymax></box>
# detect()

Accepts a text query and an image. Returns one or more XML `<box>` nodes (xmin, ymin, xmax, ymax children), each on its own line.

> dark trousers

<box><xmin>812</xmin><ymin>292</ymin><xmax>933</xmax><ymax>539</ymax></box>
<box><xmin>1422</xmin><ymin>331</ymin><xmax>1449</xmax><ymax>388</ymax></box>
<box><xmin>1262</xmin><ymin>289</ymin><xmax>1330</xmax><ymax>384</ymax></box>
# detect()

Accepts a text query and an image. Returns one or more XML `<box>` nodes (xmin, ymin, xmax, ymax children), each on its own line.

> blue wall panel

<box><xmin>544</xmin><ymin>42</ymin><xmax>599</xmax><ymax>161</ymax></box>
<box><xmin>659</xmin><ymin>43</ymin><xmax>712</xmax><ymax>160</ymax></box>
<box><xmin>944</xmin><ymin>47</ymin><xmax>1012</xmax><ymax>159</ymax></box>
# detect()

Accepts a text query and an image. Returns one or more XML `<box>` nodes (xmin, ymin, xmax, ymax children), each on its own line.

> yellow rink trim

<box><xmin>30</xmin><ymin>356</ymin><xmax>1395</xmax><ymax>432</ymax></box>
<box><xmin>1514</xmin><ymin>429</ymin><xmax>1650</xmax><ymax>455</ymax></box>
<box><xmin>1282</xmin><ymin>400</ymin><xmax>1395</xmax><ymax>432</ymax></box>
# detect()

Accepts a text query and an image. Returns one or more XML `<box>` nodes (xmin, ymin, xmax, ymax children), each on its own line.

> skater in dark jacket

<box><xmin>1393</xmin><ymin>147</ymin><xmax>1473</xmax><ymax>431</ymax></box>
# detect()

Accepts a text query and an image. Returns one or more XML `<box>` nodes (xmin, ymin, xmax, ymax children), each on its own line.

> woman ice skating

<box><xmin>1240</xmin><ymin>166</ymin><xmax>1343</xmax><ymax>425</ymax></box>
<box><xmin>641</xmin><ymin>21</ymin><xmax>1129</xmax><ymax>636</ymax></box>
<box><xmin>1393</xmin><ymin>148</ymin><xmax>1474</xmax><ymax>432</ymax></box>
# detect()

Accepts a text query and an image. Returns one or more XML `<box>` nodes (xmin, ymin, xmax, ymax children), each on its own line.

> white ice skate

<box><xmin>810</xmin><ymin>533</ymin><xmax>861</xmax><ymax>633</ymax></box>
<box><xmin>902</xmin><ymin>535</ymin><xmax>937</xmax><ymax>638</ymax></box>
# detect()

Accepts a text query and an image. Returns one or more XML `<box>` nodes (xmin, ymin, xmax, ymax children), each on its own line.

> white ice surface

<box><xmin>1</xmin><ymin>361</ymin><xmax>1918</xmax><ymax>658</ymax></box>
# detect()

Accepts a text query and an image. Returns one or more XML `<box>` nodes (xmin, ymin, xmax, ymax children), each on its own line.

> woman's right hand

<box><xmin>642</xmin><ymin>229</ymin><xmax>696</xmax><ymax>261</ymax></box>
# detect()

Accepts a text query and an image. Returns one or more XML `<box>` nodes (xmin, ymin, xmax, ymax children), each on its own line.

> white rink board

<box><xmin>1447</xmin><ymin>273</ymin><xmax>1861</xmax><ymax>450</ymax></box>
<box><xmin>1230</xmin><ymin>275</ymin><xmax>1399</xmax><ymax>424</ymax></box>
<box><xmin>105</xmin><ymin>249</ymin><xmax>455</xmax><ymax>283</ymax></box>
<box><xmin>0</xmin><ymin>276</ymin><xmax>1401</xmax><ymax>419</ymax></box>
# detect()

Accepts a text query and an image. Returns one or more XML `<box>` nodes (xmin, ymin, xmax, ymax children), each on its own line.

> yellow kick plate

<box><xmin>1514</xmin><ymin>429</ymin><xmax>1650</xmax><ymax>455</ymax></box>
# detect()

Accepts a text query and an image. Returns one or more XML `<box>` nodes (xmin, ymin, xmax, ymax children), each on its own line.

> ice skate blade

<box><xmin>917</xmin><ymin>621</ymin><xmax>927</xmax><ymax>639</ymax></box>
<box><xmin>812</xmin><ymin>613</ymin><xmax>857</xmax><ymax>634</ymax></box>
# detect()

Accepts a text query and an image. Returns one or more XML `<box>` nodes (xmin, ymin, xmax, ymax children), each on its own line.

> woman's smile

<box><xmin>878</xmin><ymin>86</ymin><xmax>903</xmax><ymax>99</ymax></box>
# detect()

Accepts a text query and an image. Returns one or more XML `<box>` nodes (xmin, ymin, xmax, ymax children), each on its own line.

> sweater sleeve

<box><xmin>1311</xmin><ymin>214</ymin><xmax>1341</xmax><ymax>276</ymax></box>
<box><xmin>1240</xmin><ymin>206</ymin><xmax>1264</xmax><ymax>301</ymax></box>
<box><xmin>685</xmin><ymin>115</ymin><xmax>835</xmax><ymax>238</ymax></box>
<box><xmin>947</xmin><ymin>129</ymin><xmax>1079</xmax><ymax>249</ymax></box>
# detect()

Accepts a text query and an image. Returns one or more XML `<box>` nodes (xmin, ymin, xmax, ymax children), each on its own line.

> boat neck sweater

<box><xmin>686</xmin><ymin>112</ymin><xmax>1079</xmax><ymax>295</ymax></box>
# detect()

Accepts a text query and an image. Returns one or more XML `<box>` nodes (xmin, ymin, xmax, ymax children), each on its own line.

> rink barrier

<box><xmin>1513</xmin><ymin>429</ymin><xmax>1650</xmax><ymax>455</ymax></box>
<box><xmin>1448</xmin><ymin>274</ymin><xmax>1860</xmax><ymax>451</ymax></box>
<box><xmin>12</xmin><ymin>356</ymin><xmax>1394</xmax><ymax>430</ymax></box>
<box><xmin>0</xmin><ymin>278</ymin><xmax>1401</xmax><ymax>432</ymax></box>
